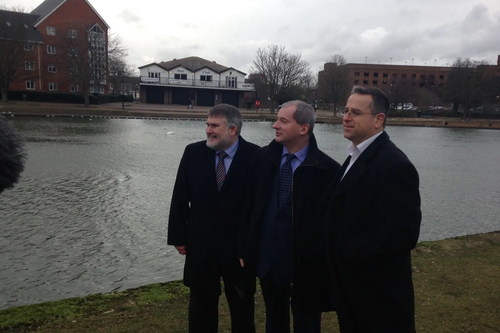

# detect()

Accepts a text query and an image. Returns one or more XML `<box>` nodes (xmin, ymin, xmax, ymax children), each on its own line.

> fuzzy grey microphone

<box><xmin>0</xmin><ymin>115</ymin><xmax>27</xmax><ymax>193</ymax></box>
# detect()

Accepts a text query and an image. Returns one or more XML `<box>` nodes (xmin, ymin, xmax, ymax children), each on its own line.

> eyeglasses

<box><xmin>343</xmin><ymin>109</ymin><xmax>381</xmax><ymax>117</ymax></box>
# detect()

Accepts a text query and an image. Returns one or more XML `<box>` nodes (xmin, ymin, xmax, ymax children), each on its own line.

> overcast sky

<box><xmin>4</xmin><ymin>0</ymin><xmax>500</xmax><ymax>75</ymax></box>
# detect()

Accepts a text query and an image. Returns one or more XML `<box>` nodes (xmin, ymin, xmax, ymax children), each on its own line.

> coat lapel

<box><xmin>220</xmin><ymin>137</ymin><xmax>248</xmax><ymax>191</ymax></box>
<box><xmin>333</xmin><ymin>131</ymin><xmax>390</xmax><ymax>197</ymax></box>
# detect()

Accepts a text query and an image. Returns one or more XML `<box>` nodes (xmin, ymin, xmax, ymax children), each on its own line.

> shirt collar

<box><xmin>346</xmin><ymin>131</ymin><xmax>384</xmax><ymax>156</ymax></box>
<box><xmin>218</xmin><ymin>138</ymin><xmax>239</xmax><ymax>158</ymax></box>
<box><xmin>281</xmin><ymin>144</ymin><xmax>309</xmax><ymax>164</ymax></box>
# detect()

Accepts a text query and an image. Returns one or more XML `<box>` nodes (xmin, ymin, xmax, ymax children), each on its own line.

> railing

<box><xmin>140</xmin><ymin>77</ymin><xmax>254</xmax><ymax>90</ymax></box>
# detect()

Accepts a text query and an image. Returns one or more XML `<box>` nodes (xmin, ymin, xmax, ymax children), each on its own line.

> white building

<box><xmin>138</xmin><ymin>56</ymin><xmax>254</xmax><ymax>107</ymax></box>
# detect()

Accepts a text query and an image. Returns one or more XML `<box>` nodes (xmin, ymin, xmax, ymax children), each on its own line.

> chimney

<box><xmin>497</xmin><ymin>55</ymin><xmax>500</xmax><ymax>66</ymax></box>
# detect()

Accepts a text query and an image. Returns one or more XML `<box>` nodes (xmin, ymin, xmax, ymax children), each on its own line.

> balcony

<box><xmin>140</xmin><ymin>77</ymin><xmax>254</xmax><ymax>91</ymax></box>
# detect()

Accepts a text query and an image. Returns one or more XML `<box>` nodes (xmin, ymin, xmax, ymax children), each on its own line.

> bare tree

<box><xmin>108</xmin><ymin>33</ymin><xmax>133</xmax><ymax>95</ymax></box>
<box><xmin>444</xmin><ymin>58</ymin><xmax>492</xmax><ymax>119</ymax></box>
<box><xmin>54</xmin><ymin>19</ymin><xmax>117</xmax><ymax>107</ymax></box>
<box><xmin>317</xmin><ymin>54</ymin><xmax>350</xmax><ymax>117</ymax></box>
<box><xmin>250</xmin><ymin>45</ymin><xmax>310</xmax><ymax>113</ymax></box>
<box><xmin>0</xmin><ymin>6</ymin><xmax>33</xmax><ymax>102</ymax></box>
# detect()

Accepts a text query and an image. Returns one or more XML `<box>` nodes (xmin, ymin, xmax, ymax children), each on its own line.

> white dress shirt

<box><xmin>342</xmin><ymin>131</ymin><xmax>384</xmax><ymax>180</ymax></box>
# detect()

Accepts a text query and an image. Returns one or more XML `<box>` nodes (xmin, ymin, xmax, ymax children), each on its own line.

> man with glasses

<box><xmin>325</xmin><ymin>86</ymin><xmax>422</xmax><ymax>332</ymax></box>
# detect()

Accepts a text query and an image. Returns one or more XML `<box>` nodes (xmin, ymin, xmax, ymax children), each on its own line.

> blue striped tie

<box><xmin>278</xmin><ymin>153</ymin><xmax>296</xmax><ymax>209</ymax></box>
<box><xmin>216</xmin><ymin>151</ymin><xmax>228</xmax><ymax>191</ymax></box>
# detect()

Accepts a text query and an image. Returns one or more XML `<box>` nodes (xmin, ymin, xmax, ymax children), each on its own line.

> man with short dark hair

<box><xmin>240</xmin><ymin>100</ymin><xmax>340</xmax><ymax>333</ymax></box>
<box><xmin>325</xmin><ymin>86</ymin><xmax>422</xmax><ymax>332</ymax></box>
<box><xmin>168</xmin><ymin>104</ymin><xmax>259</xmax><ymax>333</ymax></box>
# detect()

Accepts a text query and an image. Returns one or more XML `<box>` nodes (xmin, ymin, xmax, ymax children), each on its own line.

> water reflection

<box><xmin>0</xmin><ymin>117</ymin><xmax>499</xmax><ymax>309</ymax></box>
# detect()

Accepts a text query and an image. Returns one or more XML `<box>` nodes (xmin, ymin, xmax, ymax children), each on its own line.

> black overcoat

<box><xmin>324</xmin><ymin>131</ymin><xmax>422</xmax><ymax>333</ymax></box>
<box><xmin>239</xmin><ymin>134</ymin><xmax>340</xmax><ymax>311</ymax></box>
<box><xmin>168</xmin><ymin>137</ymin><xmax>259</xmax><ymax>295</ymax></box>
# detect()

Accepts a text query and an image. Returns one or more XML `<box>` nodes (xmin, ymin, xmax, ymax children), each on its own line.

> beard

<box><xmin>206</xmin><ymin>128</ymin><xmax>232</xmax><ymax>151</ymax></box>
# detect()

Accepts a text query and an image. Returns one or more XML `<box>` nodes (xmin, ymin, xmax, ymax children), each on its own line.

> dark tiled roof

<box><xmin>157</xmin><ymin>56</ymin><xmax>237</xmax><ymax>74</ymax></box>
<box><xmin>0</xmin><ymin>10</ymin><xmax>44</xmax><ymax>42</ymax></box>
<box><xmin>31</xmin><ymin>0</ymin><xmax>65</xmax><ymax>25</ymax></box>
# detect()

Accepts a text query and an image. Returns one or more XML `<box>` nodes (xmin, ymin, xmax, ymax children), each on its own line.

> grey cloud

<box><xmin>118</xmin><ymin>9</ymin><xmax>141</xmax><ymax>23</ymax></box>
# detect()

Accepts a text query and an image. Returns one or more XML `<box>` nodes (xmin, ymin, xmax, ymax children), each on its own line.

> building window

<box><xmin>226</xmin><ymin>76</ymin><xmax>237</xmax><ymax>88</ymax></box>
<box><xmin>354</xmin><ymin>72</ymin><xmax>360</xmax><ymax>76</ymax></box>
<box><xmin>200</xmin><ymin>75</ymin><xmax>212</xmax><ymax>82</ymax></box>
<box><xmin>364</xmin><ymin>72</ymin><xmax>369</xmax><ymax>77</ymax></box>
<box><xmin>419</xmin><ymin>82</ymin><xmax>425</xmax><ymax>87</ymax></box>
<box><xmin>439</xmin><ymin>75</ymin><xmax>444</xmax><ymax>80</ymax></box>
<box><xmin>24</xmin><ymin>43</ymin><xmax>34</xmax><ymax>51</ymax></box>
<box><xmin>90</xmin><ymin>85</ymin><xmax>104</xmax><ymax>94</ymax></box>
<box><xmin>383</xmin><ymin>73</ymin><xmax>388</xmax><ymax>78</ymax></box>
<box><xmin>420</xmin><ymin>74</ymin><xmax>426</xmax><ymax>79</ymax></box>
<box><xmin>47</xmin><ymin>45</ymin><xmax>56</xmax><ymax>54</ymax></box>
<box><xmin>48</xmin><ymin>64</ymin><xmax>57</xmax><ymax>73</ymax></box>
<box><xmin>363</xmin><ymin>80</ymin><xmax>369</xmax><ymax>85</ymax></box>
<box><xmin>438</xmin><ymin>83</ymin><xmax>444</xmax><ymax>87</ymax></box>
<box><xmin>46</xmin><ymin>26</ymin><xmax>56</xmax><ymax>35</ymax></box>
<box><xmin>68</xmin><ymin>29</ymin><xmax>77</xmax><ymax>38</ymax></box>
<box><xmin>373</xmin><ymin>80</ymin><xmax>378</xmax><ymax>85</ymax></box>
<box><xmin>26</xmin><ymin>81</ymin><xmax>35</xmax><ymax>90</ymax></box>
<box><xmin>174</xmin><ymin>74</ymin><xmax>187</xmax><ymax>80</ymax></box>
<box><xmin>392</xmin><ymin>73</ymin><xmax>397</xmax><ymax>78</ymax></box>
<box><xmin>70</xmin><ymin>84</ymin><xmax>78</xmax><ymax>92</ymax></box>
<box><xmin>402</xmin><ymin>73</ymin><xmax>407</xmax><ymax>78</ymax></box>
<box><xmin>373</xmin><ymin>73</ymin><xmax>379</xmax><ymax>77</ymax></box>
<box><xmin>49</xmin><ymin>82</ymin><xmax>58</xmax><ymax>91</ymax></box>
<box><xmin>382</xmin><ymin>80</ymin><xmax>387</xmax><ymax>85</ymax></box>
<box><xmin>69</xmin><ymin>67</ymin><xmax>75</xmax><ymax>74</ymax></box>
<box><xmin>354</xmin><ymin>80</ymin><xmax>359</xmax><ymax>84</ymax></box>
<box><xmin>25</xmin><ymin>61</ymin><xmax>35</xmax><ymax>70</ymax></box>
<box><xmin>148</xmin><ymin>72</ymin><xmax>159</xmax><ymax>78</ymax></box>
<box><xmin>411</xmin><ymin>74</ymin><xmax>416</xmax><ymax>79</ymax></box>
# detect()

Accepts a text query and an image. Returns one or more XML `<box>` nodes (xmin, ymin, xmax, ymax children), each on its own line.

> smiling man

<box><xmin>325</xmin><ymin>86</ymin><xmax>422</xmax><ymax>332</ymax></box>
<box><xmin>239</xmin><ymin>100</ymin><xmax>340</xmax><ymax>333</ymax></box>
<box><xmin>168</xmin><ymin>104</ymin><xmax>259</xmax><ymax>333</ymax></box>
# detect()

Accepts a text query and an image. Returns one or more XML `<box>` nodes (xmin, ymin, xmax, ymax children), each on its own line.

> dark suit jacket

<box><xmin>325</xmin><ymin>131</ymin><xmax>421</xmax><ymax>333</ymax></box>
<box><xmin>240</xmin><ymin>134</ymin><xmax>341</xmax><ymax>311</ymax></box>
<box><xmin>168</xmin><ymin>137</ymin><xmax>259</xmax><ymax>295</ymax></box>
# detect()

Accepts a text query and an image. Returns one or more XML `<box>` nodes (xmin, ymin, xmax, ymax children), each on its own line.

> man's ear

<box><xmin>374</xmin><ymin>113</ymin><xmax>385</xmax><ymax>129</ymax></box>
<box><xmin>229</xmin><ymin>126</ymin><xmax>238</xmax><ymax>136</ymax></box>
<box><xmin>299</xmin><ymin>124</ymin><xmax>310</xmax><ymax>135</ymax></box>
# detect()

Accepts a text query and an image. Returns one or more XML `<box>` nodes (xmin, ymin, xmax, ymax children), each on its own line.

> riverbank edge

<box><xmin>1</xmin><ymin>230</ymin><xmax>499</xmax><ymax>332</ymax></box>
<box><xmin>1</xmin><ymin>102</ymin><xmax>499</xmax><ymax>129</ymax></box>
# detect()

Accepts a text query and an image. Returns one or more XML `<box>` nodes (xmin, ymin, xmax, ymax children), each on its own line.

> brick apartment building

<box><xmin>319</xmin><ymin>56</ymin><xmax>500</xmax><ymax>107</ymax></box>
<box><xmin>0</xmin><ymin>0</ymin><xmax>109</xmax><ymax>96</ymax></box>
<box><xmin>139</xmin><ymin>57</ymin><xmax>254</xmax><ymax>108</ymax></box>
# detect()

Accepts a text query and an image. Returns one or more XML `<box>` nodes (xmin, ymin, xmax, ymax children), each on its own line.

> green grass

<box><xmin>1</xmin><ymin>232</ymin><xmax>499</xmax><ymax>332</ymax></box>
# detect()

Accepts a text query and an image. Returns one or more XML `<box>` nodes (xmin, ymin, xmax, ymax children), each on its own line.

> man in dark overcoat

<box><xmin>239</xmin><ymin>100</ymin><xmax>340</xmax><ymax>333</ymax></box>
<box><xmin>325</xmin><ymin>86</ymin><xmax>422</xmax><ymax>332</ymax></box>
<box><xmin>168</xmin><ymin>104</ymin><xmax>259</xmax><ymax>333</ymax></box>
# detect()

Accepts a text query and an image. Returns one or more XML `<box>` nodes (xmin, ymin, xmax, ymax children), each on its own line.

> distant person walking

<box><xmin>187</xmin><ymin>99</ymin><xmax>193</xmax><ymax>109</ymax></box>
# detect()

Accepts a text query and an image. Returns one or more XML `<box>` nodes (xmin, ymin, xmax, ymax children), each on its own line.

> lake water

<box><xmin>0</xmin><ymin>117</ymin><xmax>499</xmax><ymax>310</ymax></box>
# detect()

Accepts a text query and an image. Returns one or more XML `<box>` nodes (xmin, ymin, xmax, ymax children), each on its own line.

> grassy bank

<box><xmin>1</xmin><ymin>231</ymin><xmax>499</xmax><ymax>332</ymax></box>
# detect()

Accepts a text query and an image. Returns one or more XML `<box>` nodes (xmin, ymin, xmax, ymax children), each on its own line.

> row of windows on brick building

<box><xmin>354</xmin><ymin>72</ymin><xmax>445</xmax><ymax>80</ymax></box>
<box><xmin>353</xmin><ymin>79</ymin><xmax>444</xmax><ymax>88</ymax></box>
<box><xmin>46</xmin><ymin>26</ymin><xmax>77</xmax><ymax>38</ymax></box>
<box><xmin>24</xmin><ymin>81</ymin><xmax>80</xmax><ymax>92</ymax></box>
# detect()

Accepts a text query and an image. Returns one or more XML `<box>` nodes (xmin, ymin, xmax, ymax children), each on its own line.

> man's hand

<box><xmin>239</xmin><ymin>258</ymin><xmax>245</xmax><ymax>267</ymax></box>
<box><xmin>175</xmin><ymin>246</ymin><xmax>186</xmax><ymax>255</ymax></box>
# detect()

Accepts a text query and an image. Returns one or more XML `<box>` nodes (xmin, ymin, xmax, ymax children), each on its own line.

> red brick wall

<box><xmin>34</xmin><ymin>0</ymin><xmax>108</xmax><ymax>94</ymax></box>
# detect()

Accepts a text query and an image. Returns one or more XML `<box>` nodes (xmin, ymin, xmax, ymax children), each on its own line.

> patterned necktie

<box><xmin>216</xmin><ymin>151</ymin><xmax>228</xmax><ymax>191</ymax></box>
<box><xmin>278</xmin><ymin>153</ymin><xmax>296</xmax><ymax>209</ymax></box>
